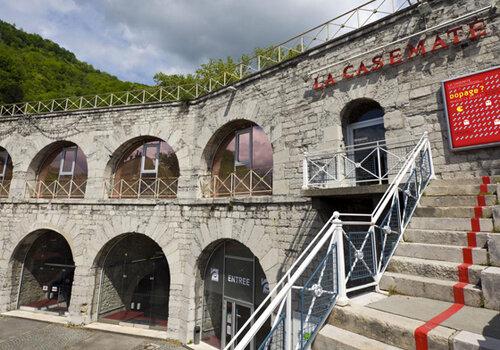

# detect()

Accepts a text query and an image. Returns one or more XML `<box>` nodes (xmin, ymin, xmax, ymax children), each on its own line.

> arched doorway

<box><xmin>15</xmin><ymin>230</ymin><xmax>75</xmax><ymax>314</ymax></box>
<box><xmin>341</xmin><ymin>99</ymin><xmax>386</xmax><ymax>184</ymax></box>
<box><xmin>95</xmin><ymin>233</ymin><xmax>170</xmax><ymax>329</ymax></box>
<box><xmin>0</xmin><ymin>147</ymin><xmax>13</xmax><ymax>197</ymax></box>
<box><xmin>109</xmin><ymin>137</ymin><xmax>179</xmax><ymax>198</ymax></box>
<box><xmin>200</xmin><ymin>240</ymin><xmax>270</xmax><ymax>349</ymax></box>
<box><xmin>28</xmin><ymin>141</ymin><xmax>88</xmax><ymax>198</ymax></box>
<box><xmin>203</xmin><ymin>120</ymin><xmax>273</xmax><ymax>197</ymax></box>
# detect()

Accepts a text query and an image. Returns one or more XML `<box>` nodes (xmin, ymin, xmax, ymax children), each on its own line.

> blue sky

<box><xmin>0</xmin><ymin>0</ymin><xmax>368</xmax><ymax>84</ymax></box>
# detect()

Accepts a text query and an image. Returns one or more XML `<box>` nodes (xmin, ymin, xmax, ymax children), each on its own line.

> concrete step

<box><xmin>395</xmin><ymin>242</ymin><xmax>488</xmax><ymax>265</ymax></box>
<box><xmin>328</xmin><ymin>301</ymin><xmax>455</xmax><ymax>350</ymax></box>
<box><xmin>414</xmin><ymin>206</ymin><xmax>493</xmax><ymax>218</ymax></box>
<box><xmin>379</xmin><ymin>272</ymin><xmax>482</xmax><ymax>307</ymax></box>
<box><xmin>313</xmin><ymin>324</ymin><xmax>403</xmax><ymax>350</ymax></box>
<box><xmin>424</xmin><ymin>184</ymin><xmax>496</xmax><ymax>196</ymax></box>
<box><xmin>408</xmin><ymin>216</ymin><xmax>493</xmax><ymax>232</ymax></box>
<box><xmin>387</xmin><ymin>256</ymin><xmax>485</xmax><ymax>284</ymax></box>
<box><xmin>419</xmin><ymin>194</ymin><xmax>497</xmax><ymax>207</ymax></box>
<box><xmin>403</xmin><ymin>228</ymin><xmax>491</xmax><ymax>247</ymax></box>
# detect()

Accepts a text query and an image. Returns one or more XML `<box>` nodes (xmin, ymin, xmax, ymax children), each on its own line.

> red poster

<box><xmin>442</xmin><ymin>66</ymin><xmax>500</xmax><ymax>150</ymax></box>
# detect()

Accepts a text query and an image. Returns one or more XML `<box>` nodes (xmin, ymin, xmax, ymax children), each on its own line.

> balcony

<box><xmin>26</xmin><ymin>179</ymin><xmax>87</xmax><ymax>199</ymax></box>
<box><xmin>199</xmin><ymin>168</ymin><xmax>272</xmax><ymax>198</ymax></box>
<box><xmin>107</xmin><ymin>177</ymin><xmax>178</xmax><ymax>199</ymax></box>
<box><xmin>303</xmin><ymin>138</ymin><xmax>418</xmax><ymax>194</ymax></box>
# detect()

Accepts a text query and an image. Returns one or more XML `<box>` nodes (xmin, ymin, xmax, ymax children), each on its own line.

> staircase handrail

<box><xmin>225</xmin><ymin>131</ymin><xmax>433</xmax><ymax>350</ymax></box>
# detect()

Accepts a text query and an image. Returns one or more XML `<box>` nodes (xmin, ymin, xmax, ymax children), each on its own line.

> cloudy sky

<box><xmin>0</xmin><ymin>0</ymin><xmax>370</xmax><ymax>84</ymax></box>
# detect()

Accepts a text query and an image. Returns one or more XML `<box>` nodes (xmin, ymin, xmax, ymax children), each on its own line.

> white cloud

<box><xmin>0</xmin><ymin>0</ymin><xmax>367</xmax><ymax>84</ymax></box>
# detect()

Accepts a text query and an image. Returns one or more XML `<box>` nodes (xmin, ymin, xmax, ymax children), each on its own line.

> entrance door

<box><xmin>347</xmin><ymin>118</ymin><xmax>386</xmax><ymax>184</ymax></box>
<box><xmin>222</xmin><ymin>299</ymin><xmax>254</xmax><ymax>350</ymax></box>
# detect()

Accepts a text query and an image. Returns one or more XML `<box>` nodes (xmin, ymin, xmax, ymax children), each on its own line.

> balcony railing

<box><xmin>200</xmin><ymin>169</ymin><xmax>272</xmax><ymax>198</ymax></box>
<box><xmin>303</xmin><ymin>138</ymin><xmax>418</xmax><ymax>189</ymax></box>
<box><xmin>107</xmin><ymin>177</ymin><xmax>178</xmax><ymax>199</ymax></box>
<box><xmin>26</xmin><ymin>179</ymin><xmax>87</xmax><ymax>199</ymax></box>
<box><xmin>0</xmin><ymin>180</ymin><xmax>11</xmax><ymax>198</ymax></box>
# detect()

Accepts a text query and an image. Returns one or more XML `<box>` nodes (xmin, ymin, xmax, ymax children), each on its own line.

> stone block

<box><xmin>487</xmin><ymin>234</ymin><xmax>500</xmax><ymax>267</ymax></box>
<box><xmin>481</xmin><ymin>267</ymin><xmax>500</xmax><ymax>311</ymax></box>
<box><xmin>493</xmin><ymin>206</ymin><xmax>500</xmax><ymax>232</ymax></box>
<box><xmin>384</xmin><ymin>110</ymin><xmax>405</xmax><ymax>130</ymax></box>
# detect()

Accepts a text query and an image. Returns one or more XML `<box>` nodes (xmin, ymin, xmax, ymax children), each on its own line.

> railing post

<box><xmin>285</xmin><ymin>285</ymin><xmax>292</xmax><ymax>350</ymax></box>
<box><xmin>424</xmin><ymin>133</ymin><xmax>436</xmax><ymax>179</ymax></box>
<box><xmin>333</xmin><ymin>211</ymin><xmax>349</xmax><ymax>306</ymax></box>
<box><xmin>302</xmin><ymin>152</ymin><xmax>309</xmax><ymax>190</ymax></box>
<box><xmin>377</xmin><ymin>142</ymin><xmax>382</xmax><ymax>184</ymax></box>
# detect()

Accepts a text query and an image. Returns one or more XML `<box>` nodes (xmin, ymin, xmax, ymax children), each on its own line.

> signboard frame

<box><xmin>441</xmin><ymin>65</ymin><xmax>500</xmax><ymax>151</ymax></box>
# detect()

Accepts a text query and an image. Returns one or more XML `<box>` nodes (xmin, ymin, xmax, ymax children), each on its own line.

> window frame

<box><xmin>58</xmin><ymin>146</ymin><xmax>78</xmax><ymax>177</ymax></box>
<box><xmin>140</xmin><ymin>141</ymin><xmax>160</xmax><ymax>176</ymax></box>
<box><xmin>234</xmin><ymin>127</ymin><xmax>253</xmax><ymax>168</ymax></box>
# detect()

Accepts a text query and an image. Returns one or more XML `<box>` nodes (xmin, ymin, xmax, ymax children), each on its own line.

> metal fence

<box><xmin>0</xmin><ymin>181</ymin><xmax>10</xmax><ymax>198</ymax></box>
<box><xmin>303</xmin><ymin>138</ymin><xmax>418</xmax><ymax>189</ymax></box>
<box><xmin>26</xmin><ymin>179</ymin><xmax>87</xmax><ymax>199</ymax></box>
<box><xmin>199</xmin><ymin>169</ymin><xmax>272</xmax><ymax>198</ymax></box>
<box><xmin>0</xmin><ymin>0</ymin><xmax>418</xmax><ymax>118</ymax></box>
<box><xmin>107</xmin><ymin>177</ymin><xmax>178</xmax><ymax>199</ymax></box>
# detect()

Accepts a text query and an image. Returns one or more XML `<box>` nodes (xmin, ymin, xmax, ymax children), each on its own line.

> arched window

<box><xmin>110</xmin><ymin>138</ymin><xmax>179</xmax><ymax>198</ymax></box>
<box><xmin>14</xmin><ymin>230</ymin><xmax>75</xmax><ymax>314</ymax></box>
<box><xmin>0</xmin><ymin>147</ymin><xmax>13</xmax><ymax>197</ymax></box>
<box><xmin>32</xmin><ymin>143</ymin><xmax>88</xmax><ymax>198</ymax></box>
<box><xmin>200</xmin><ymin>240</ymin><xmax>270</xmax><ymax>349</ymax></box>
<box><xmin>94</xmin><ymin>233</ymin><xmax>170</xmax><ymax>329</ymax></box>
<box><xmin>341</xmin><ymin>99</ymin><xmax>387</xmax><ymax>184</ymax></box>
<box><xmin>207</xmin><ymin>123</ymin><xmax>272</xmax><ymax>197</ymax></box>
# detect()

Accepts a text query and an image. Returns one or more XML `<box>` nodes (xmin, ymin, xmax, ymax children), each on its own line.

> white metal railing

<box><xmin>0</xmin><ymin>0</ymin><xmax>418</xmax><ymax>118</ymax></box>
<box><xmin>0</xmin><ymin>180</ymin><xmax>11</xmax><ymax>198</ymax></box>
<box><xmin>107</xmin><ymin>177</ymin><xmax>178</xmax><ymax>199</ymax></box>
<box><xmin>303</xmin><ymin>138</ymin><xmax>418</xmax><ymax>189</ymax></box>
<box><xmin>199</xmin><ymin>169</ymin><xmax>272</xmax><ymax>198</ymax></box>
<box><xmin>225</xmin><ymin>132</ymin><xmax>433</xmax><ymax>350</ymax></box>
<box><xmin>26</xmin><ymin>179</ymin><xmax>87</xmax><ymax>199</ymax></box>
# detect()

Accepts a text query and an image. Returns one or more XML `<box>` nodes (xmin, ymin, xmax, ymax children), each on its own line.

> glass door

<box><xmin>347</xmin><ymin>118</ymin><xmax>386</xmax><ymax>184</ymax></box>
<box><xmin>222</xmin><ymin>299</ymin><xmax>254</xmax><ymax>350</ymax></box>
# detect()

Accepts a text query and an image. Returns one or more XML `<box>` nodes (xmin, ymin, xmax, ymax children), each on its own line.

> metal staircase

<box><xmin>224</xmin><ymin>132</ymin><xmax>434</xmax><ymax>350</ymax></box>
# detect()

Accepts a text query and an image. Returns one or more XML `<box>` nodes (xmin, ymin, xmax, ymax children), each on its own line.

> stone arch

<box><xmin>339</xmin><ymin>98</ymin><xmax>385</xmax><ymax>138</ymax></box>
<box><xmin>194</xmin><ymin>238</ymin><xmax>272</xmax><ymax>349</ymax></box>
<box><xmin>199</xmin><ymin>119</ymin><xmax>274</xmax><ymax>173</ymax></box>
<box><xmin>90</xmin><ymin>232</ymin><xmax>172</xmax><ymax>328</ymax></box>
<box><xmin>8</xmin><ymin>229</ymin><xmax>75</xmax><ymax>314</ymax></box>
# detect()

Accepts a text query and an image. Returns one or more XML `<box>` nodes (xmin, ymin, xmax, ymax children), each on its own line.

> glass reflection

<box><xmin>36</xmin><ymin>145</ymin><xmax>87</xmax><ymax>198</ymax></box>
<box><xmin>211</xmin><ymin>126</ymin><xmax>272</xmax><ymax>197</ymax></box>
<box><xmin>0</xmin><ymin>148</ymin><xmax>13</xmax><ymax>197</ymax></box>
<box><xmin>112</xmin><ymin>139</ymin><xmax>179</xmax><ymax>198</ymax></box>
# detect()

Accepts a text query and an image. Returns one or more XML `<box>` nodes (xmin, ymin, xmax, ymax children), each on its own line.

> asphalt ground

<box><xmin>0</xmin><ymin>316</ymin><xmax>186</xmax><ymax>350</ymax></box>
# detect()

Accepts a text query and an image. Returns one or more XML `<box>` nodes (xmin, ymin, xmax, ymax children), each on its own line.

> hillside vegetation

<box><xmin>0</xmin><ymin>20</ymin><xmax>145</xmax><ymax>105</ymax></box>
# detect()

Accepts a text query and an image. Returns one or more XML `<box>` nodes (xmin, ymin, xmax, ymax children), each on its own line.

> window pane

<box><xmin>143</xmin><ymin>143</ymin><xmax>158</xmax><ymax>171</ymax></box>
<box><xmin>61</xmin><ymin>148</ymin><xmax>76</xmax><ymax>173</ymax></box>
<box><xmin>252</xmin><ymin>127</ymin><xmax>273</xmax><ymax>171</ymax></box>
<box><xmin>237</xmin><ymin>132</ymin><xmax>250</xmax><ymax>165</ymax></box>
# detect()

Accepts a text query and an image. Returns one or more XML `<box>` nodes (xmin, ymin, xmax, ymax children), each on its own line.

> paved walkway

<box><xmin>0</xmin><ymin>316</ymin><xmax>185</xmax><ymax>350</ymax></box>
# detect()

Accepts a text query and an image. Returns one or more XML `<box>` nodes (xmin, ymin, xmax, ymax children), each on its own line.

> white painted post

<box><xmin>302</xmin><ymin>152</ymin><xmax>309</xmax><ymax>190</ymax></box>
<box><xmin>333</xmin><ymin>211</ymin><xmax>349</xmax><ymax>306</ymax></box>
<box><xmin>285</xmin><ymin>288</ymin><xmax>292</xmax><ymax>350</ymax></box>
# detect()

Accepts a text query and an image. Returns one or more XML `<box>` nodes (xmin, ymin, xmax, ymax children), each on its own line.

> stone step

<box><xmin>387</xmin><ymin>256</ymin><xmax>485</xmax><ymax>284</ymax></box>
<box><xmin>379</xmin><ymin>272</ymin><xmax>482</xmax><ymax>307</ymax></box>
<box><xmin>419</xmin><ymin>194</ymin><xmax>497</xmax><ymax>207</ymax></box>
<box><xmin>423</xmin><ymin>184</ymin><xmax>496</xmax><ymax>196</ymax></box>
<box><xmin>328</xmin><ymin>301</ymin><xmax>455</xmax><ymax>350</ymax></box>
<box><xmin>408</xmin><ymin>216</ymin><xmax>493</xmax><ymax>232</ymax></box>
<box><xmin>313</xmin><ymin>324</ymin><xmax>403</xmax><ymax>350</ymax></box>
<box><xmin>414</xmin><ymin>206</ymin><xmax>493</xmax><ymax>218</ymax></box>
<box><xmin>430</xmin><ymin>176</ymin><xmax>500</xmax><ymax>186</ymax></box>
<box><xmin>403</xmin><ymin>228</ymin><xmax>491</xmax><ymax>247</ymax></box>
<box><xmin>395</xmin><ymin>242</ymin><xmax>488</xmax><ymax>265</ymax></box>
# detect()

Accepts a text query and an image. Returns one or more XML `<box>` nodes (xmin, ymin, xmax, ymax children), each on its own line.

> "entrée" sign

<box><xmin>312</xmin><ymin>20</ymin><xmax>488</xmax><ymax>90</ymax></box>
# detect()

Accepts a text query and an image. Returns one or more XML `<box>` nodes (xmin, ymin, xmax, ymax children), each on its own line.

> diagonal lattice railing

<box><xmin>199</xmin><ymin>168</ymin><xmax>272</xmax><ymax>198</ymax></box>
<box><xmin>26</xmin><ymin>179</ymin><xmax>87</xmax><ymax>199</ymax></box>
<box><xmin>0</xmin><ymin>0</ymin><xmax>418</xmax><ymax>118</ymax></box>
<box><xmin>106</xmin><ymin>177</ymin><xmax>178</xmax><ymax>199</ymax></box>
<box><xmin>223</xmin><ymin>132</ymin><xmax>433</xmax><ymax>350</ymax></box>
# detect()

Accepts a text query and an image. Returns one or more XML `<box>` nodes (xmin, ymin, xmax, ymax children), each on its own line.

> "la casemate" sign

<box><xmin>312</xmin><ymin>19</ymin><xmax>489</xmax><ymax>90</ymax></box>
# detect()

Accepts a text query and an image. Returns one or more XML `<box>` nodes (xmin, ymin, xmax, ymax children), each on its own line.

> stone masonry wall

<box><xmin>0</xmin><ymin>0</ymin><xmax>498</xmax><ymax>344</ymax></box>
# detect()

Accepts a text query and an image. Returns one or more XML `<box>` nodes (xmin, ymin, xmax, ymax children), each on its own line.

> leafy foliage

<box><xmin>0</xmin><ymin>20</ymin><xmax>145</xmax><ymax>105</ymax></box>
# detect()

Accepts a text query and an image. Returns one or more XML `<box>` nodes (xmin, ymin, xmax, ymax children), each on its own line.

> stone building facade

<box><xmin>0</xmin><ymin>0</ymin><xmax>498</xmax><ymax>346</ymax></box>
